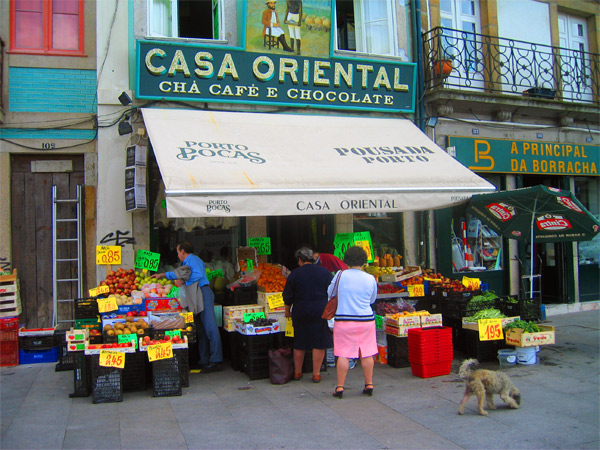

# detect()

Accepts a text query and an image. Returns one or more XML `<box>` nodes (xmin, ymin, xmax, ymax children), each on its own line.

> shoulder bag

<box><xmin>321</xmin><ymin>270</ymin><xmax>343</xmax><ymax>320</ymax></box>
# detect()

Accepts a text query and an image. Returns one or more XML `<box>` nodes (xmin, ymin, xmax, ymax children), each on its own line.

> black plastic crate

<box><xmin>151</xmin><ymin>327</ymin><xmax>195</xmax><ymax>344</ymax></box>
<box><xmin>69</xmin><ymin>352</ymin><xmax>91</xmax><ymax>397</ymax></box>
<box><xmin>386</xmin><ymin>335</ymin><xmax>410</xmax><ymax>368</ymax></box>
<box><xmin>122</xmin><ymin>351</ymin><xmax>147</xmax><ymax>392</ymax></box>
<box><xmin>89</xmin><ymin>354</ymin><xmax>123</xmax><ymax>404</ymax></box>
<box><xmin>499</xmin><ymin>296</ymin><xmax>541</xmax><ymax>321</ymax></box>
<box><xmin>239</xmin><ymin>352</ymin><xmax>269</xmax><ymax>380</ymax></box>
<box><xmin>19</xmin><ymin>334</ymin><xmax>57</xmax><ymax>350</ymax></box>
<box><xmin>54</xmin><ymin>328</ymin><xmax>76</xmax><ymax>371</ymax></box>
<box><xmin>442</xmin><ymin>316</ymin><xmax>466</xmax><ymax>353</ymax></box>
<box><xmin>174</xmin><ymin>348</ymin><xmax>189</xmax><ymax>388</ymax></box>
<box><xmin>463</xmin><ymin>329</ymin><xmax>503</xmax><ymax>362</ymax></box>
<box><xmin>226</xmin><ymin>331</ymin><xmax>241</xmax><ymax>371</ymax></box>
<box><xmin>151</xmin><ymin>357</ymin><xmax>182</xmax><ymax>397</ymax></box>
<box><xmin>231</xmin><ymin>285</ymin><xmax>257</xmax><ymax>306</ymax></box>
<box><xmin>443</xmin><ymin>292</ymin><xmax>499</xmax><ymax>319</ymax></box>
<box><xmin>237</xmin><ymin>333</ymin><xmax>273</xmax><ymax>358</ymax></box>
<box><xmin>301</xmin><ymin>349</ymin><xmax>327</xmax><ymax>374</ymax></box>
<box><xmin>74</xmin><ymin>298</ymin><xmax>99</xmax><ymax>320</ymax></box>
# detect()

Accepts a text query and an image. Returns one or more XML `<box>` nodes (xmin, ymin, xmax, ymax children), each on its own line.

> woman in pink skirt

<box><xmin>328</xmin><ymin>246</ymin><xmax>378</xmax><ymax>398</ymax></box>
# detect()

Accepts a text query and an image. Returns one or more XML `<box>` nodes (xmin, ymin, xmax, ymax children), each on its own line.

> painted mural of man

<box><xmin>262</xmin><ymin>0</ymin><xmax>294</xmax><ymax>52</ymax></box>
<box><xmin>285</xmin><ymin>0</ymin><xmax>303</xmax><ymax>55</ymax></box>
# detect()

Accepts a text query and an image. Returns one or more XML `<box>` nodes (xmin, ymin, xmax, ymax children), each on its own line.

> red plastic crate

<box><xmin>411</xmin><ymin>360</ymin><xmax>452</xmax><ymax>378</ymax></box>
<box><xmin>0</xmin><ymin>318</ymin><xmax>19</xmax><ymax>366</ymax></box>
<box><xmin>407</xmin><ymin>326</ymin><xmax>452</xmax><ymax>343</ymax></box>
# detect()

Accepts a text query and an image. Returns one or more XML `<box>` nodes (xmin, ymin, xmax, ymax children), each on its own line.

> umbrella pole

<box><xmin>529</xmin><ymin>198</ymin><xmax>537</xmax><ymax>300</ymax></box>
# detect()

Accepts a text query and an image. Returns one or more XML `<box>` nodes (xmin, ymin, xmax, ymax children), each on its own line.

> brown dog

<box><xmin>457</xmin><ymin>359</ymin><xmax>521</xmax><ymax>416</ymax></box>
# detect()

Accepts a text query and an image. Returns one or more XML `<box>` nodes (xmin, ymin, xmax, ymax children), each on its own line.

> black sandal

<box><xmin>332</xmin><ymin>386</ymin><xmax>344</xmax><ymax>399</ymax></box>
<box><xmin>363</xmin><ymin>384</ymin><xmax>374</xmax><ymax>396</ymax></box>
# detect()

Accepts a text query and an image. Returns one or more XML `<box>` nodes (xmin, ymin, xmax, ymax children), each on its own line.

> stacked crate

<box><xmin>408</xmin><ymin>327</ymin><xmax>453</xmax><ymax>378</ymax></box>
<box><xmin>18</xmin><ymin>328</ymin><xmax>58</xmax><ymax>364</ymax></box>
<box><xmin>0</xmin><ymin>270</ymin><xmax>21</xmax><ymax>320</ymax></box>
<box><xmin>0</xmin><ymin>317</ymin><xmax>19</xmax><ymax>367</ymax></box>
<box><xmin>386</xmin><ymin>335</ymin><xmax>410</xmax><ymax>368</ymax></box>
<box><xmin>238</xmin><ymin>333</ymin><xmax>272</xmax><ymax>380</ymax></box>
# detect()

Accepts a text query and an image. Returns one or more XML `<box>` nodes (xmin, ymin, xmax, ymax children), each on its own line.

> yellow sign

<box><xmin>96</xmin><ymin>245</ymin><xmax>122</xmax><ymax>265</ymax></box>
<box><xmin>267</xmin><ymin>293</ymin><xmax>284</xmax><ymax>310</ymax></box>
<box><xmin>462</xmin><ymin>276</ymin><xmax>481</xmax><ymax>290</ymax></box>
<box><xmin>97</xmin><ymin>297</ymin><xmax>118</xmax><ymax>313</ymax></box>
<box><xmin>181</xmin><ymin>312</ymin><xmax>194</xmax><ymax>323</ymax></box>
<box><xmin>285</xmin><ymin>317</ymin><xmax>294</xmax><ymax>337</ymax></box>
<box><xmin>89</xmin><ymin>285</ymin><xmax>109</xmax><ymax>297</ymax></box>
<box><xmin>478</xmin><ymin>318</ymin><xmax>504</xmax><ymax>341</ymax></box>
<box><xmin>354</xmin><ymin>240</ymin><xmax>373</xmax><ymax>261</ymax></box>
<box><xmin>407</xmin><ymin>284</ymin><xmax>425</xmax><ymax>297</ymax></box>
<box><xmin>147</xmin><ymin>341</ymin><xmax>173</xmax><ymax>361</ymax></box>
<box><xmin>99</xmin><ymin>350</ymin><xmax>125</xmax><ymax>369</ymax></box>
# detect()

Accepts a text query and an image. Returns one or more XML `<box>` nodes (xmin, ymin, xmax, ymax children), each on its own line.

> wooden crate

<box><xmin>0</xmin><ymin>270</ymin><xmax>21</xmax><ymax>318</ymax></box>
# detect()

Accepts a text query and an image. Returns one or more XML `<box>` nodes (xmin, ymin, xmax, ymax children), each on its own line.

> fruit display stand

<box><xmin>85</xmin><ymin>345</ymin><xmax>136</xmax><ymax>404</ymax></box>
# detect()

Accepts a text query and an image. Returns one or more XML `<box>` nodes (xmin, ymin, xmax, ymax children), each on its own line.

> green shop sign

<box><xmin>136</xmin><ymin>40</ymin><xmax>416</xmax><ymax>113</ymax></box>
<box><xmin>449</xmin><ymin>136</ymin><xmax>599</xmax><ymax>176</ymax></box>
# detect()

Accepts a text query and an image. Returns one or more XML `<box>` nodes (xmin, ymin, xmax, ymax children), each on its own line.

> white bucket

<box><xmin>516</xmin><ymin>346</ymin><xmax>539</xmax><ymax>365</ymax></box>
<box><xmin>497</xmin><ymin>349</ymin><xmax>517</xmax><ymax>367</ymax></box>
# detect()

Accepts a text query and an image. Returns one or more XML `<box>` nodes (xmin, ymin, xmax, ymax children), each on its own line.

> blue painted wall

<box><xmin>9</xmin><ymin>67</ymin><xmax>97</xmax><ymax>113</ymax></box>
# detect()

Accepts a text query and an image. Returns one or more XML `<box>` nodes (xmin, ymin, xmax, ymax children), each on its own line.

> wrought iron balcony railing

<box><xmin>422</xmin><ymin>27</ymin><xmax>599</xmax><ymax>105</ymax></box>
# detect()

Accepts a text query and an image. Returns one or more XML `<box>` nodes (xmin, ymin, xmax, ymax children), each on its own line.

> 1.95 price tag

<box><xmin>97</xmin><ymin>297</ymin><xmax>118</xmax><ymax>313</ymax></box>
<box><xmin>147</xmin><ymin>342</ymin><xmax>173</xmax><ymax>361</ymax></box>
<box><xmin>99</xmin><ymin>350</ymin><xmax>125</xmax><ymax>369</ymax></box>
<box><xmin>96</xmin><ymin>245</ymin><xmax>122</xmax><ymax>265</ymax></box>
<box><xmin>478</xmin><ymin>318</ymin><xmax>504</xmax><ymax>341</ymax></box>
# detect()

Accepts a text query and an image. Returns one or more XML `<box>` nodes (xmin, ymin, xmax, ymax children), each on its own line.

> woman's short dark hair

<box><xmin>295</xmin><ymin>247</ymin><xmax>314</xmax><ymax>263</ymax></box>
<box><xmin>178</xmin><ymin>242</ymin><xmax>194</xmax><ymax>254</ymax></box>
<box><xmin>344</xmin><ymin>246</ymin><xmax>367</xmax><ymax>267</ymax></box>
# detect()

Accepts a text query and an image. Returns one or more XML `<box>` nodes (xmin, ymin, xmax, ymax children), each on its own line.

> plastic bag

<box><xmin>226</xmin><ymin>270</ymin><xmax>260</xmax><ymax>291</ymax></box>
<box><xmin>268</xmin><ymin>347</ymin><xmax>294</xmax><ymax>384</ymax></box>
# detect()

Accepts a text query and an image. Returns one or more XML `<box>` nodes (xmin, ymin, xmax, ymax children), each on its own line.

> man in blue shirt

<box><xmin>153</xmin><ymin>242</ymin><xmax>223</xmax><ymax>371</ymax></box>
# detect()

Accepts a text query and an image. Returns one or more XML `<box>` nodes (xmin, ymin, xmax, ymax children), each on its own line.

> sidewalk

<box><xmin>1</xmin><ymin>310</ymin><xmax>598</xmax><ymax>450</ymax></box>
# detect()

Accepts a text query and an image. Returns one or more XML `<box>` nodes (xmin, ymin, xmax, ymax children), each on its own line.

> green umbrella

<box><xmin>467</xmin><ymin>185</ymin><xmax>600</xmax><ymax>298</ymax></box>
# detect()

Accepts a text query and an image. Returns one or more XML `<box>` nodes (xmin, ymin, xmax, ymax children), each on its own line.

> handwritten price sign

<box><xmin>248</xmin><ymin>237</ymin><xmax>271</xmax><ymax>255</ymax></box>
<box><xmin>97</xmin><ymin>297</ymin><xmax>118</xmax><ymax>313</ymax></box>
<box><xmin>96</xmin><ymin>245</ymin><xmax>122</xmax><ymax>265</ymax></box>
<box><xmin>181</xmin><ymin>312</ymin><xmax>194</xmax><ymax>323</ymax></box>
<box><xmin>118</xmin><ymin>334</ymin><xmax>137</xmax><ymax>349</ymax></box>
<box><xmin>89</xmin><ymin>285</ymin><xmax>109</xmax><ymax>297</ymax></box>
<box><xmin>462</xmin><ymin>276</ymin><xmax>481</xmax><ymax>290</ymax></box>
<box><xmin>267</xmin><ymin>293</ymin><xmax>284</xmax><ymax>310</ymax></box>
<box><xmin>99</xmin><ymin>350</ymin><xmax>125</xmax><ymax>369</ymax></box>
<box><xmin>134</xmin><ymin>249</ymin><xmax>160</xmax><ymax>271</ymax></box>
<box><xmin>407</xmin><ymin>284</ymin><xmax>425</xmax><ymax>297</ymax></box>
<box><xmin>478</xmin><ymin>318</ymin><xmax>504</xmax><ymax>341</ymax></box>
<box><xmin>147</xmin><ymin>342</ymin><xmax>173</xmax><ymax>361</ymax></box>
<box><xmin>244</xmin><ymin>312</ymin><xmax>266</xmax><ymax>323</ymax></box>
<box><xmin>206</xmin><ymin>269</ymin><xmax>223</xmax><ymax>281</ymax></box>
<box><xmin>285</xmin><ymin>317</ymin><xmax>294</xmax><ymax>337</ymax></box>
<box><xmin>165</xmin><ymin>330</ymin><xmax>182</xmax><ymax>338</ymax></box>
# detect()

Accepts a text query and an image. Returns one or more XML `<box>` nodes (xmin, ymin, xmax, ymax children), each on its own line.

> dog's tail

<box><xmin>458</xmin><ymin>358</ymin><xmax>479</xmax><ymax>379</ymax></box>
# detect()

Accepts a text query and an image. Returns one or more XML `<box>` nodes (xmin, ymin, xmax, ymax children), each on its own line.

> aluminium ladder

<box><xmin>52</xmin><ymin>185</ymin><xmax>84</xmax><ymax>327</ymax></box>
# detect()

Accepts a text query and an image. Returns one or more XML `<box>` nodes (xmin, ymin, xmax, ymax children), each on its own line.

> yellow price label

<box><xmin>181</xmin><ymin>312</ymin><xmax>194</xmax><ymax>323</ymax></box>
<box><xmin>478</xmin><ymin>318</ymin><xmax>504</xmax><ymax>341</ymax></box>
<box><xmin>89</xmin><ymin>285</ymin><xmax>109</xmax><ymax>297</ymax></box>
<box><xmin>407</xmin><ymin>284</ymin><xmax>425</xmax><ymax>297</ymax></box>
<box><xmin>267</xmin><ymin>293</ymin><xmax>284</xmax><ymax>310</ymax></box>
<box><xmin>285</xmin><ymin>317</ymin><xmax>294</xmax><ymax>337</ymax></box>
<box><xmin>99</xmin><ymin>350</ymin><xmax>125</xmax><ymax>369</ymax></box>
<box><xmin>354</xmin><ymin>240</ymin><xmax>373</xmax><ymax>261</ymax></box>
<box><xmin>97</xmin><ymin>297</ymin><xmax>118</xmax><ymax>313</ymax></box>
<box><xmin>462</xmin><ymin>276</ymin><xmax>481</xmax><ymax>290</ymax></box>
<box><xmin>96</xmin><ymin>245</ymin><xmax>122</xmax><ymax>265</ymax></box>
<box><xmin>147</xmin><ymin>341</ymin><xmax>173</xmax><ymax>362</ymax></box>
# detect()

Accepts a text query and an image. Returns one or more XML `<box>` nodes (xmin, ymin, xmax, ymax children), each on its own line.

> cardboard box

<box><xmin>67</xmin><ymin>342</ymin><xmax>87</xmax><ymax>352</ymax></box>
<box><xmin>223</xmin><ymin>304</ymin><xmax>264</xmax><ymax>320</ymax></box>
<box><xmin>144</xmin><ymin>297</ymin><xmax>181</xmax><ymax>312</ymax></box>
<box><xmin>85</xmin><ymin>345</ymin><xmax>137</xmax><ymax>355</ymax></box>
<box><xmin>266</xmin><ymin>312</ymin><xmax>286</xmax><ymax>331</ymax></box>
<box><xmin>235</xmin><ymin>321</ymin><xmax>272</xmax><ymax>335</ymax></box>
<box><xmin>384</xmin><ymin>324</ymin><xmax>420</xmax><ymax>338</ymax></box>
<box><xmin>462</xmin><ymin>316</ymin><xmax>520</xmax><ymax>331</ymax></box>
<box><xmin>66</xmin><ymin>328</ymin><xmax>89</xmax><ymax>342</ymax></box>
<box><xmin>420</xmin><ymin>314</ymin><xmax>443</xmax><ymax>328</ymax></box>
<box><xmin>380</xmin><ymin>266</ymin><xmax>422</xmax><ymax>283</ymax></box>
<box><xmin>385</xmin><ymin>315</ymin><xmax>421</xmax><ymax>328</ymax></box>
<box><xmin>505</xmin><ymin>325</ymin><xmax>555</xmax><ymax>347</ymax></box>
<box><xmin>236</xmin><ymin>247</ymin><xmax>258</xmax><ymax>273</ymax></box>
<box><xmin>223</xmin><ymin>317</ymin><xmax>238</xmax><ymax>332</ymax></box>
<box><xmin>18</xmin><ymin>327</ymin><xmax>54</xmax><ymax>337</ymax></box>
<box><xmin>257</xmin><ymin>291</ymin><xmax>286</xmax><ymax>313</ymax></box>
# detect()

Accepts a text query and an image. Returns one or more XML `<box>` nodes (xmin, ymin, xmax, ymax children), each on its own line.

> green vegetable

<box><xmin>464</xmin><ymin>308</ymin><xmax>506</xmax><ymax>322</ymax></box>
<box><xmin>504</xmin><ymin>319</ymin><xmax>541</xmax><ymax>333</ymax></box>
<box><xmin>505</xmin><ymin>296</ymin><xmax>518</xmax><ymax>304</ymax></box>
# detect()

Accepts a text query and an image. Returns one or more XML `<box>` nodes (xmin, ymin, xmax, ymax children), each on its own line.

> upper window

<box><xmin>335</xmin><ymin>0</ymin><xmax>397</xmax><ymax>56</ymax></box>
<box><xmin>10</xmin><ymin>0</ymin><xmax>85</xmax><ymax>55</ymax></box>
<box><xmin>148</xmin><ymin>0</ymin><xmax>223</xmax><ymax>40</ymax></box>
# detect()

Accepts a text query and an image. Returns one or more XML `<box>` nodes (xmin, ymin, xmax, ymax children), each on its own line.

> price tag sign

<box><xmin>134</xmin><ymin>250</ymin><xmax>161</xmax><ymax>271</ymax></box>
<box><xmin>248</xmin><ymin>237</ymin><xmax>271</xmax><ymax>255</ymax></box>
<box><xmin>99</xmin><ymin>350</ymin><xmax>125</xmax><ymax>369</ymax></box>
<box><xmin>243</xmin><ymin>312</ymin><xmax>266</xmax><ymax>323</ymax></box>
<box><xmin>353</xmin><ymin>231</ymin><xmax>374</xmax><ymax>263</ymax></box>
<box><xmin>206</xmin><ymin>269</ymin><xmax>223</xmax><ymax>281</ymax></box>
<box><xmin>333</xmin><ymin>233</ymin><xmax>354</xmax><ymax>261</ymax></box>
<box><xmin>462</xmin><ymin>276</ymin><xmax>481</xmax><ymax>290</ymax></box>
<box><xmin>407</xmin><ymin>284</ymin><xmax>425</xmax><ymax>297</ymax></box>
<box><xmin>118</xmin><ymin>334</ymin><xmax>137</xmax><ymax>349</ymax></box>
<box><xmin>181</xmin><ymin>312</ymin><xmax>194</xmax><ymax>323</ymax></box>
<box><xmin>89</xmin><ymin>285</ymin><xmax>109</xmax><ymax>297</ymax></box>
<box><xmin>97</xmin><ymin>297</ymin><xmax>118</xmax><ymax>313</ymax></box>
<box><xmin>285</xmin><ymin>317</ymin><xmax>294</xmax><ymax>337</ymax></box>
<box><xmin>246</xmin><ymin>258</ymin><xmax>254</xmax><ymax>272</ymax></box>
<box><xmin>354</xmin><ymin>240</ymin><xmax>373</xmax><ymax>262</ymax></box>
<box><xmin>96</xmin><ymin>245</ymin><xmax>122</xmax><ymax>265</ymax></box>
<box><xmin>375</xmin><ymin>315</ymin><xmax>383</xmax><ymax>330</ymax></box>
<box><xmin>147</xmin><ymin>341</ymin><xmax>173</xmax><ymax>362</ymax></box>
<box><xmin>169</xmin><ymin>286</ymin><xmax>179</xmax><ymax>298</ymax></box>
<box><xmin>479</xmin><ymin>318</ymin><xmax>504</xmax><ymax>341</ymax></box>
<box><xmin>165</xmin><ymin>329</ymin><xmax>182</xmax><ymax>338</ymax></box>
<box><xmin>267</xmin><ymin>293</ymin><xmax>284</xmax><ymax>310</ymax></box>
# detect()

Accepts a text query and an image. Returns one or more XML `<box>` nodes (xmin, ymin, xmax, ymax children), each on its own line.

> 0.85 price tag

<box><xmin>96</xmin><ymin>245</ymin><xmax>122</xmax><ymax>265</ymax></box>
<box><xmin>267</xmin><ymin>293</ymin><xmax>284</xmax><ymax>310</ymax></box>
<box><xmin>478</xmin><ymin>318</ymin><xmax>504</xmax><ymax>341</ymax></box>
<box><xmin>99</xmin><ymin>350</ymin><xmax>125</xmax><ymax>369</ymax></box>
<box><xmin>147</xmin><ymin>342</ymin><xmax>173</xmax><ymax>361</ymax></box>
<box><xmin>97</xmin><ymin>297</ymin><xmax>118</xmax><ymax>313</ymax></box>
<box><xmin>407</xmin><ymin>284</ymin><xmax>425</xmax><ymax>297</ymax></box>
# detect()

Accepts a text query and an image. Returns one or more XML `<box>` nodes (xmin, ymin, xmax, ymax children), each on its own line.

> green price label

<box><xmin>375</xmin><ymin>315</ymin><xmax>383</xmax><ymax>330</ymax></box>
<box><xmin>169</xmin><ymin>286</ymin><xmax>179</xmax><ymax>298</ymax></box>
<box><xmin>118</xmin><ymin>333</ymin><xmax>138</xmax><ymax>349</ymax></box>
<box><xmin>248</xmin><ymin>237</ymin><xmax>271</xmax><ymax>255</ymax></box>
<box><xmin>134</xmin><ymin>249</ymin><xmax>161</xmax><ymax>271</ymax></box>
<box><xmin>165</xmin><ymin>330</ymin><xmax>182</xmax><ymax>338</ymax></box>
<box><xmin>246</xmin><ymin>258</ymin><xmax>254</xmax><ymax>272</ymax></box>
<box><xmin>243</xmin><ymin>312</ymin><xmax>266</xmax><ymax>323</ymax></box>
<box><xmin>333</xmin><ymin>233</ymin><xmax>354</xmax><ymax>260</ymax></box>
<box><xmin>206</xmin><ymin>269</ymin><xmax>223</xmax><ymax>281</ymax></box>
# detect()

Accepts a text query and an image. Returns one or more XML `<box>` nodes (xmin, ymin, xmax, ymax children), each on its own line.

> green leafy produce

<box><xmin>505</xmin><ymin>296</ymin><xmax>518</xmax><ymax>304</ymax></box>
<box><xmin>504</xmin><ymin>319</ymin><xmax>541</xmax><ymax>333</ymax></box>
<box><xmin>464</xmin><ymin>308</ymin><xmax>506</xmax><ymax>322</ymax></box>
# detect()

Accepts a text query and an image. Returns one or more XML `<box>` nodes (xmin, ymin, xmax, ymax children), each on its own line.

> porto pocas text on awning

<box><xmin>141</xmin><ymin>108</ymin><xmax>495</xmax><ymax>218</ymax></box>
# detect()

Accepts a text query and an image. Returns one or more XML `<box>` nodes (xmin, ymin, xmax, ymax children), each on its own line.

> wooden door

<box><xmin>10</xmin><ymin>156</ymin><xmax>85</xmax><ymax>328</ymax></box>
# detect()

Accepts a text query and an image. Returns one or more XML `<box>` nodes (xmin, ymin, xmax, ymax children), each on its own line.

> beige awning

<box><xmin>142</xmin><ymin>108</ymin><xmax>495</xmax><ymax>217</ymax></box>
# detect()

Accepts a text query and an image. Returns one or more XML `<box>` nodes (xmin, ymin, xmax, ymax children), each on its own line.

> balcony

<box><xmin>422</xmin><ymin>27</ymin><xmax>599</xmax><ymax>121</ymax></box>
